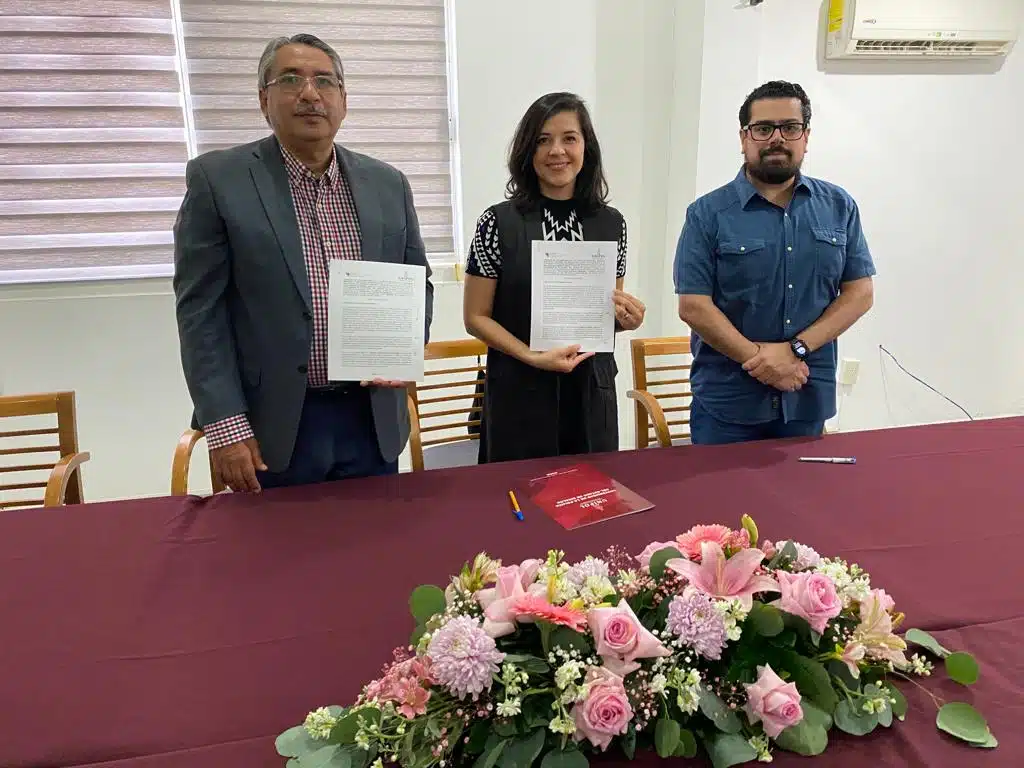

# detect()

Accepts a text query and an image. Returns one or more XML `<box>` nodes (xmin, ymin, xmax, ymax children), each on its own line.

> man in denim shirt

<box><xmin>674</xmin><ymin>81</ymin><xmax>875</xmax><ymax>445</ymax></box>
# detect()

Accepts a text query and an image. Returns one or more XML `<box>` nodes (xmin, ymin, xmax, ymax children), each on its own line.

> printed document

<box><xmin>529</xmin><ymin>240</ymin><xmax>617</xmax><ymax>353</ymax></box>
<box><xmin>328</xmin><ymin>260</ymin><xmax>426</xmax><ymax>382</ymax></box>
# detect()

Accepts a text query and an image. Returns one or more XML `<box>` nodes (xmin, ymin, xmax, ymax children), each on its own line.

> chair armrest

<box><xmin>44</xmin><ymin>452</ymin><xmax>91</xmax><ymax>506</ymax></box>
<box><xmin>406</xmin><ymin>391</ymin><xmax>424</xmax><ymax>472</ymax></box>
<box><xmin>171</xmin><ymin>429</ymin><xmax>206</xmax><ymax>496</ymax></box>
<box><xmin>627</xmin><ymin>389</ymin><xmax>672</xmax><ymax>448</ymax></box>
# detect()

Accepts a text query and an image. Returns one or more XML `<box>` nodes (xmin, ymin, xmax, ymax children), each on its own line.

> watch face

<box><xmin>793</xmin><ymin>340</ymin><xmax>807</xmax><ymax>357</ymax></box>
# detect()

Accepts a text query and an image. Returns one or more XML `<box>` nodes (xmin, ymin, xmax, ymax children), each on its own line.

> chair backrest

<box><xmin>407</xmin><ymin>338</ymin><xmax>488</xmax><ymax>472</ymax></box>
<box><xmin>630</xmin><ymin>336</ymin><xmax>693</xmax><ymax>448</ymax></box>
<box><xmin>171</xmin><ymin>429</ymin><xmax>226</xmax><ymax>496</ymax></box>
<box><xmin>0</xmin><ymin>391</ymin><xmax>85</xmax><ymax>509</ymax></box>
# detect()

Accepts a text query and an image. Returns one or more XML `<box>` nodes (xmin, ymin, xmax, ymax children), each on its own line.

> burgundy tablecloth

<box><xmin>3</xmin><ymin>418</ymin><xmax>1023</xmax><ymax>768</ymax></box>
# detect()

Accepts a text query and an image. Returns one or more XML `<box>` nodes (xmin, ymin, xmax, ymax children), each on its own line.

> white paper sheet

<box><xmin>529</xmin><ymin>240</ymin><xmax>617</xmax><ymax>353</ymax></box>
<box><xmin>327</xmin><ymin>260</ymin><xmax>426</xmax><ymax>382</ymax></box>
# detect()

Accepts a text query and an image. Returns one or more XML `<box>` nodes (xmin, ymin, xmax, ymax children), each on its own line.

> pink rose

<box><xmin>744</xmin><ymin>664</ymin><xmax>803</xmax><ymax>738</ymax></box>
<box><xmin>774</xmin><ymin>571</ymin><xmax>842</xmax><ymax>634</ymax></box>
<box><xmin>571</xmin><ymin>666</ymin><xmax>633</xmax><ymax>751</ymax></box>
<box><xmin>760</xmin><ymin>540</ymin><xmax>777</xmax><ymax>559</ymax></box>
<box><xmin>589</xmin><ymin>600</ymin><xmax>670</xmax><ymax>676</ymax></box>
<box><xmin>635</xmin><ymin>541</ymin><xmax>678</xmax><ymax>570</ymax></box>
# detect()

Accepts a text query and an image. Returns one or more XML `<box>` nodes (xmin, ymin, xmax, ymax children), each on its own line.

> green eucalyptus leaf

<box><xmin>549</xmin><ymin>626</ymin><xmax>590</xmax><ymax>655</ymax></box>
<box><xmin>834</xmin><ymin>699</ymin><xmax>879</xmax><ymax>736</ymax></box>
<box><xmin>329</xmin><ymin>712</ymin><xmax>360</xmax><ymax>744</ymax></box>
<box><xmin>699</xmin><ymin>690</ymin><xmax>743</xmax><ymax>734</ymax></box>
<box><xmin>649</xmin><ymin>547</ymin><xmax>684</xmax><ymax>579</ymax></box>
<box><xmin>409</xmin><ymin>584</ymin><xmax>447</xmax><ymax>624</ymax></box>
<box><xmin>945</xmin><ymin>652</ymin><xmax>980</xmax><ymax>686</ymax></box>
<box><xmin>748</xmin><ymin>602</ymin><xmax>785</xmax><ymax>637</ymax></box>
<box><xmin>774</xmin><ymin>719</ymin><xmax>829</xmax><ymax>756</ymax></box>
<box><xmin>277</xmin><ymin>726</ymin><xmax>320</xmax><ymax>758</ymax></box>
<box><xmin>502</xmin><ymin>654</ymin><xmax>551</xmax><ymax>675</ymax></box>
<box><xmin>540</xmin><ymin>747</ymin><xmax>589</xmax><ymax>768</ymax></box>
<box><xmin>298</xmin><ymin>745</ymin><xmax>351</xmax><ymax>768</ymax></box>
<box><xmin>499</xmin><ymin>728</ymin><xmax>547</xmax><ymax>768</ymax></box>
<box><xmin>621</xmin><ymin>723</ymin><xmax>637</xmax><ymax>760</ymax></box>
<box><xmin>474</xmin><ymin>739</ymin><xmax>510</xmax><ymax>768</ymax></box>
<box><xmin>936</xmin><ymin>702</ymin><xmax>990</xmax><ymax>744</ymax></box>
<box><xmin>883</xmin><ymin>683</ymin><xmax>908</xmax><ymax>720</ymax></box>
<box><xmin>702</xmin><ymin>732</ymin><xmax>758</xmax><ymax>768</ymax></box>
<box><xmin>780</xmin><ymin>651</ymin><xmax>839</xmax><ymax>714</ymax></box>
<box><xmin>970</xmin><ymin>730</ymin><xmax>999</xmax><ymax>749</ymax></box>
<box><xmin>654</xmin><ymin>718</ymin><xmax>681</xmax><ymax>758</ymax></box>
<box><xmin>801</xmin><ymin>700</ymin><xmax>833</xmax><ymax>732</ymax></box>
<box><xmin>877</xmin><ymin>703</ymin><xmax>894</xmax><ymax>728</ymax></box>
<box><xmin>769</xmin><ymin>541</ymin><xmax>799</xmax><ymax>570</ymax></box>
<box><xmin>904</xmin><ymin>628</ymin><xmax>951</xmax><ymax>658</ymax></box>
<box><xmin>675</xmin><ymin>729</ymin><xmax>698</xmax><ymax>758</ymax></box>
<box><xmin>410</xmin><ymin>624</ymin><xmax>426</xmax><ymax>647</ymax></box>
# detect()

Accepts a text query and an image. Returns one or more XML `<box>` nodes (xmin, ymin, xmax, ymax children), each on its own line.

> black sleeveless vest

<box><xmin>479</xmin><ymin>200</ymin><xmax>621</xmax><ymax>464</ymax></box>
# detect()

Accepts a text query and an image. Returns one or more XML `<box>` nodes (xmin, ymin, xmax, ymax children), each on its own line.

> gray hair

<box><xmin>257</xmin><ymin>33</ymin><xmax>345</xmax><ymax>89</ymax></box>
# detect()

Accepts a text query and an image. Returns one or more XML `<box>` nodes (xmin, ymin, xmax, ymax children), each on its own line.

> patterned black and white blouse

<box><xmin>465</xmin><ymin>198</ymin><xmax>628</xmax><ymax>280</ymax></box>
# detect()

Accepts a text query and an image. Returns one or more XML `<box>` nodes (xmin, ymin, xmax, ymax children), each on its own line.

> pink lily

<box><xmin>667</xmin><ymin>541</ymin><xmax>779</xmax><ymax>610</ymax></box>
<box><xmin>476</xmin><ymin>564</ymin><xmax>529</xmax><ymax>638</ymax></box>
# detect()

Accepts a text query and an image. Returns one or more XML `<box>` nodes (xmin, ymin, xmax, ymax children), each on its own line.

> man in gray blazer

<box><xmin>173</xmin><ymin>33</ymin><xmax>433</xmax><ymax>493</ymax></box>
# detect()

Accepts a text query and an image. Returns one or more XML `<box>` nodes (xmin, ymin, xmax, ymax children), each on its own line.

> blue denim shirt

<box><xmin>673</xmin><ymin>168</ymin><xmax>876</xmax><ymax>425</ymax></box>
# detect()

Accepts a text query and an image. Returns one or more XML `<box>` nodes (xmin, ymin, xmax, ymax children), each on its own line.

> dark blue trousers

<box><xmin>256</xmin><ymin>387</ymin><xmax>397</xmax><ymax>489</ymax></box>
<box><xmin>690</xmin><ymin>396</ymin><xmax>825</xmax><ymax>446</ymax></box>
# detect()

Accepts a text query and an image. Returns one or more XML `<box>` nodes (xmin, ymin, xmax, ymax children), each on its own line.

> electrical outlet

<box><xmin>838</xmin><ymin>358</ymin><xmax>860</xmax><ymax>387</ymax></box>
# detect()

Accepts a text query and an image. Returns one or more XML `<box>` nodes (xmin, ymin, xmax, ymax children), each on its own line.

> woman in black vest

<box><xmin>463</xmin><ymin>92</ymin><xmax>646</xmax><ymax>464</ymax></box>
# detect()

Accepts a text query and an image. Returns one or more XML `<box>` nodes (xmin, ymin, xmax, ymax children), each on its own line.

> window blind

<box><xmin>0</xmin><ymin>0</ymin><xmax>189</xmax><ymax>280</ymax></box>
<box><xmin>180</xmin><ymin>0</ymin><xmax>455</xmax><ymax>265</ymax></box>
<box><xmin>0</xmin><ymin>0</ymin><xmax>456</xmax><ymax>283</ymax></box>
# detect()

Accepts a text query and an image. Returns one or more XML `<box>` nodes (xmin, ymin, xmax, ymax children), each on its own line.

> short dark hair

<box><xmin>739</xmin><ymin>80</ymin><xmax>812</xmax><ymax>127</ymax></box>
<box><xmin>258</xmin><ymin>33</ymin><xmax>345</xmax><ymax>89</ymax></box>
<box><xmin>505</xmin><ymin>92</ymin><xmax>609</xmax><ymax>213</ymax></box>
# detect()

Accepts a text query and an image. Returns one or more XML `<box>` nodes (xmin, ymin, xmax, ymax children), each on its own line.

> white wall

<box><xmin>3</xmin><ymin>0</ymin><xmax>1021</xmax><ymax>502</ymax></box>
<box><xmin>695</xmin><ymin>0</ymin><xmax>1024</xmax><ymax>430</ymax></box>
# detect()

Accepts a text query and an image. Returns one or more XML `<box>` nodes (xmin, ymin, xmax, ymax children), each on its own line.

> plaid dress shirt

<box><xmin>203</xmin><ymin>144</ymin><xmax>363</xmax><ymax>450</ymax></box>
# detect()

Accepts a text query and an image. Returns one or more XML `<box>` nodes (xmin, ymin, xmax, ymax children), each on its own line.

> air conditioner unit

<box><xmin>825</xmin><ymin>0</ymin><xmax>1022</xmax><ymax>59</ymax></box>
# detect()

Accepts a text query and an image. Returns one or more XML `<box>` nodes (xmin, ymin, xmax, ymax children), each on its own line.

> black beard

<box><xmin>747</xmin><ymin>150</ymin><xmax>799</xmax><ymax>184</ymax></box>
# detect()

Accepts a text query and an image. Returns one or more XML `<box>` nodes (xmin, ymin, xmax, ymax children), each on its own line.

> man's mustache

<box><xmin>760</xmin><ymin>148</ymin><xmax>791</xmax><ymax>160</ymax></box>
<box><xmin>295</xmin><ymin>106</ymin><xmax>327</xmax><ymax>117</ymax></box>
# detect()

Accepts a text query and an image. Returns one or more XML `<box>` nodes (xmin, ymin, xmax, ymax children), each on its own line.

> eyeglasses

<box><xmin>745</xmin><ymin>122</ymin><xmax>807</xmax><ymax>141</ymax></box>
<box><xmin>265</xmin><ymin>73</ymin><xmax>342</xmax><ymax>94</ymax></box>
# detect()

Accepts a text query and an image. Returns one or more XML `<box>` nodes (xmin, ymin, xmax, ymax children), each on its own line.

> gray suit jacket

<box><xmin>172</xmin><ymin>135</ymin><xmax>434</xmax><ymax>471</ymax></box>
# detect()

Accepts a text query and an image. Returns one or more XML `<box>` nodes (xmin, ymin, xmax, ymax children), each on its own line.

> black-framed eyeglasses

<box><xmin>745</xmin><ymin>122</ymin><xmax>807</xmax><ymax>141</ymax></box>
<box><xmin>265</xmin><ymin>73</ymin><xmax>342</xmax><ymax>94</ymax></box>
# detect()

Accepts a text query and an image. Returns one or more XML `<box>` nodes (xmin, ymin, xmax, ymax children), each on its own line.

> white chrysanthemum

<box><xmin>567</xmin><ymin>556</ymin><xmax>610</xmax><ymax>586</ymax></box>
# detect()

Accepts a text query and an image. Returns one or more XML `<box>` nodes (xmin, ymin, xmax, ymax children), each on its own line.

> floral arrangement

<box><xmin>277</xmin><ymin>516</ymin><xmax>993</xmax><ymax>767</ymax></box>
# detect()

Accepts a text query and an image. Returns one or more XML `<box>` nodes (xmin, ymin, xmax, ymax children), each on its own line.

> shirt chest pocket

<box><xmin>812</xmin><ymin>227</ymin><xmax>847</xmax><ymax>282</ymax></box>
<box><xmin>715</xmin><ymin>238</ymin><xmax>770</xmax><ymax>299</ymax></box>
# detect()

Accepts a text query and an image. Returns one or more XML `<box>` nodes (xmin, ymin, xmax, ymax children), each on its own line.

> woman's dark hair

<box><xmin>505</xmin><ymin>92</ymin><xmax>609</xmax><ymax>212</ymax></box>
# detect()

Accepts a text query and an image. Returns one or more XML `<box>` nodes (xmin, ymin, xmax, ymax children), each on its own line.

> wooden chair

<box><xmin>0</xmin><ymin>391</ymin><xmax>90</xmax><ymax>509</ymax></box>
<box><xmin>626</xmin><ymin>336</ymin><xmax>693</xmax><ymax>449</ymax></box>
<box><xmin>170</xmin><ymin>428</ymin><xmax>225</xmax><ymax>496</ymax></box>
<box><xmin>407</xmin><ymin>338</ymin><xmax>488</xmax><ymax>471</ymax></box>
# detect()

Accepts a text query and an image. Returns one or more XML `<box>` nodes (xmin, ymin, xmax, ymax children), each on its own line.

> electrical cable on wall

<box><xmin>878</xmin><ymin>345</ymin><xmax>973</xmax><ymax>422</ymax></box>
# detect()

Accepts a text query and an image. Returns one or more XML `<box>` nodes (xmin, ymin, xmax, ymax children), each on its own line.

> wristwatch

<box><xmin>790</xmin><ymin>337</ymin><xmax>809</xmax><ymax>361</ymax></box>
